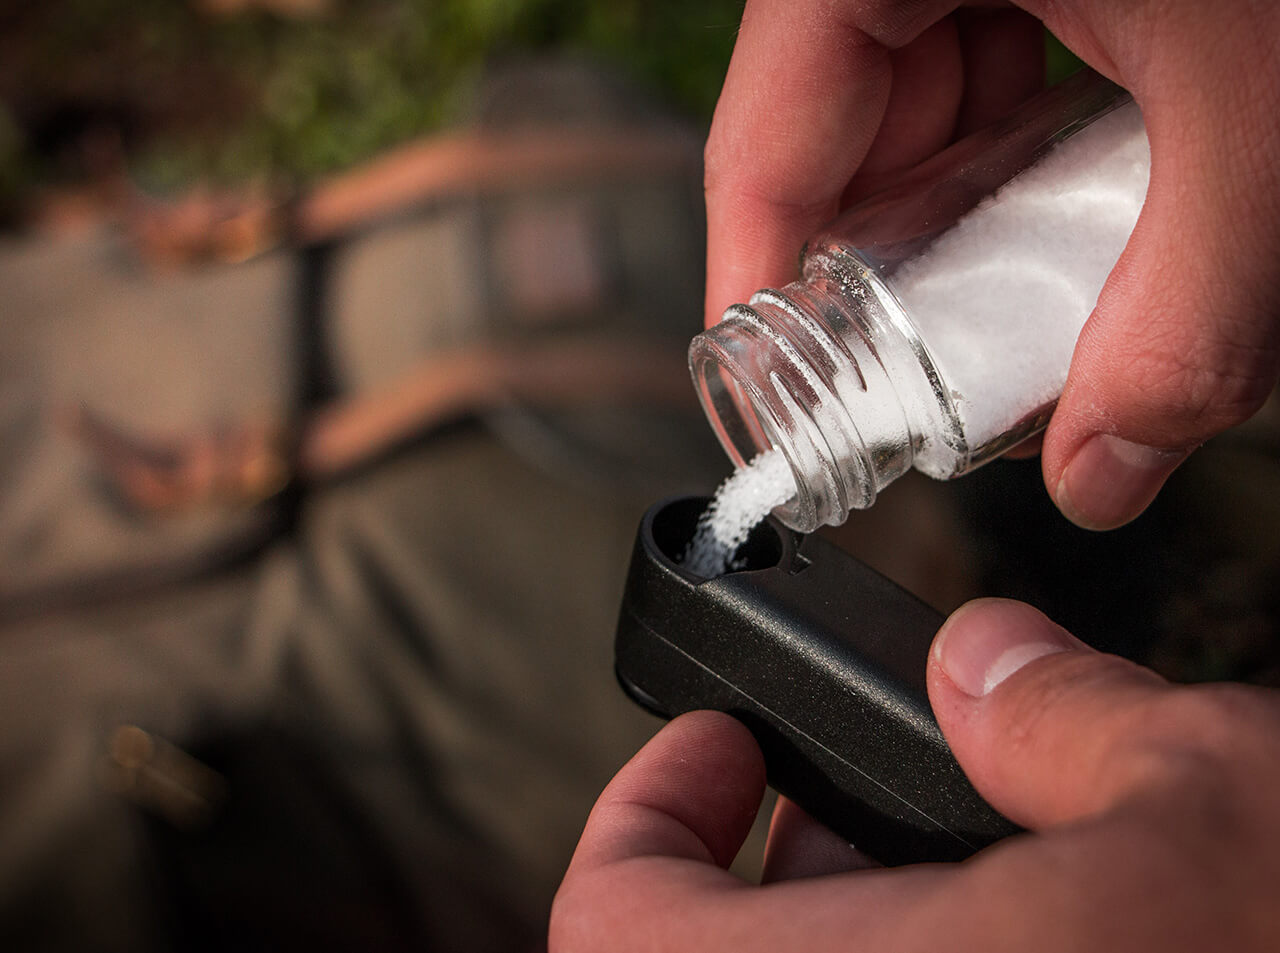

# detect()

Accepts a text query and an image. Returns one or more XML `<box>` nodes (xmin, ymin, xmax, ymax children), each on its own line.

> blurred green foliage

<box><xmin>1</xmin><ymin>0</ymin><xmax>746</xmax><ymax>199</ymax></box>
<box><xmin>142</xmin><ymin>0</ymin><xmax>750</xmax><ymax>188</ymax></box>
<box><xmin>2</xmin><ymin>2</ymin><xmax>1085</xmax><ymax>204</ymax></box>
<box><xmin>1046</xmin><ymin>32</ymin><xmax>1085</xmax><ymax>85</ymax></box>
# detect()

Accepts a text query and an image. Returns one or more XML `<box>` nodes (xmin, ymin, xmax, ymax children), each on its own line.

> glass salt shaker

<box><xmin>690</xmin><ymin>68</ymin><xmax>1151</xmax><ymax>533</ymax></box>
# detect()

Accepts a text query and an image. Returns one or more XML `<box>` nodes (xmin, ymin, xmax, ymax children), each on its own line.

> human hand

<box><xmin>704</xmin><ymin>0</ymin><xmax>1280</xmax><ymax>530</ymax></box>
<box><xmin>550</xmin><ymin>598</ymin><xmax>1280</xmax><ymax>951</ymax></box>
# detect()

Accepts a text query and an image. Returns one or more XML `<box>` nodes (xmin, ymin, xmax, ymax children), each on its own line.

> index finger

<box><xmin>564</xmin><ymin>710</ymin><xmax>767</xmax><ymax>875</ymax></box>
<box><xmin>703</xmin><ymin>0</ymin><xmax>961</xmax><ymax>324</ymax></box>
<box><xmin>549</xmin><ymin>711</ymin><xmax>765</xmax><ymax>950</ymax></box>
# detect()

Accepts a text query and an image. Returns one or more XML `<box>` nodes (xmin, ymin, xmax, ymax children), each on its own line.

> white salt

<box><xmin>889</xmin><ymin>99</ymin><xmax>1150</xmax><ymax>448</ymax></box>
<box><xmin>684</xmin><ymin>450</ymin><xmax>796</xmax><ymax>577</ymax></box>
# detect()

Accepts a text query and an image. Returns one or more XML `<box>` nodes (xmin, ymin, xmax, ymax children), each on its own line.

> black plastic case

<box><xmin>615</xmin><ymin>496</ymin><xmax>1019</xmax><ymax>866</ymax></box>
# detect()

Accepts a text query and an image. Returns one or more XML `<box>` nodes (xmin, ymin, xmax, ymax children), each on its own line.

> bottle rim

<box><xmin>689</xmin><ymin>310</ymin><xmax>878</xmax><ymax>532</ymax></box>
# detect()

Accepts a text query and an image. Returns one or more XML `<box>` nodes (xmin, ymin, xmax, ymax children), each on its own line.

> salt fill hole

<box><xmin>683</xmin><ymin>450</ymin><xmax>797</xmax><ymax>577</ymax></box>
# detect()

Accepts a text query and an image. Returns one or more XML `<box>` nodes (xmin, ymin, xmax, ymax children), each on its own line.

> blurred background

<box><xmin>1</xmin><ymin>3</ymin><xmax>1277</xmax><ymax>952</ymax></box>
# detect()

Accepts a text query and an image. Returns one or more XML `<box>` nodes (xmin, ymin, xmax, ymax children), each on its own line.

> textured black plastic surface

<box><xmin>615</xmin><ymin>496</ymin><xmax>1020</xmax><ymax>866</ymax></box>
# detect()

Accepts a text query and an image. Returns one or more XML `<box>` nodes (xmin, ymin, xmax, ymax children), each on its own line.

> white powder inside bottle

<box><xmin>683</xmin><ymin>450</ymin><xmax>796</xmax><ymax>577</ymax></box>
<box><xmin>888</xmin><ymin>99</ymin><xmax>1150</xmax><ymax>447</ymax></box>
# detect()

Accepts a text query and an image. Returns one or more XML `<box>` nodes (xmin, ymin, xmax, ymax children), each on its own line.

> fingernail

<box><xmin>1055</xmin><ymin>434</ymin><xmax>1185</xmax><ymax>531</ymax></box>
<box><xmin>935</xmin><ymin>599</ymin><xmax>1079</xmax><ymax>697</ymax></box>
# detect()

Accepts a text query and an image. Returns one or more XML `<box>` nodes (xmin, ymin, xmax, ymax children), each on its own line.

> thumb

<box><xmin>926</xmin><ymin>598</ymin><xmax>1175</xmax><ymax>830</ymax></box>
<box><xmin>1042</xmin><ymin>75</ymin><xmax>1280</xmax><ymax>530</ymax></box>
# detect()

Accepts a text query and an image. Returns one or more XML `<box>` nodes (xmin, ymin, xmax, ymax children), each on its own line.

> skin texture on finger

<box><xmin>846</xmin><ymin>19</ymin><xmax>965</xmax><ymax>185</ymax></box>
<box><xmin>840</xmin><ymin>17</ymin><xmax>1009</xmax><ymax>204</ymax></box>
<box><xmin>703</xmin><ymin>0</ymin><xmax>975</xmax><ymax>326</ymax></box>
<box><xmin>927</xmin><ymin>599</ymin><xmax>1176</xmax><ymax>828</ymax></box>
<box><xmin>925</xmin><ymin>596</ymin><xmax>1280</xmax><ymax>841</ymax></box>
<box><xmin>703</xmin><ymin>0</ymin><xmax>890</xmax><ymax>325</ymax></box>
<box><xmin>549</xmin><ymin>711</ymin><xmax>763</xmax><ymax>952</ymax></box>
<box><xmin>704</xmin><ymin>1</ymin><xmax>1050</xmax><ymax>326</ymax></box>
<box><xmin>760</xmin><ymin>797</ymin><xmax>879</xmax><ymax>882</ymax></box>
<box><xmin>552</xmin><ymin>697</ymin><xmax>1279</xmax><ymax>951</ymax></box>
<box><xmin>554</xmin><ymin>606</ymin><xmax>1280</xmax><ymax>951</ymax></box>
<box><xmin>1044</xmin><ymin>149</ymin><xmax>1280</xmax><ymax>527</ymax></box>
<box><xmin>923</xmin><ymin>595</ymin><xmax>1280</xmax><ymax>949</ymax></box>
<box><xmin>564</xmin><ymin>711</ymin><xmax>766</xmax><ymax>874</ymax></box>
<box><xmin>551</xmin><ymin>710</ymin><xmax>956</xmax><ymax>952</ymax></box>
<box><xmin>705</xmin><ymin>0</ymin><xmax>1280</xmax><ymax>530</ymax></box>
<box><xmin>1024</xmin><ymin>0</ymin><xmax>1280</xmax><ymax>527</ymax></box>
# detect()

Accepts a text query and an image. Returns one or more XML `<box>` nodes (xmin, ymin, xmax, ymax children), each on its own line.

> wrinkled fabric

<box><xmin>0</xmin><ymin>60</ymin><xmax>723</xmax><ymax>950</ymax></box>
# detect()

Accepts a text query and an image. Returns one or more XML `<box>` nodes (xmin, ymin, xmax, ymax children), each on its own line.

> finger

<box><xmin>843</xmin><ymin>18</ymin><xmax>964</xmax><ymax>197</ymax></box>
<box><xmin>927</xmin><ymin>598</ymin><xmax>1176</xmax><ymax>829</ymax></box>
<box><xmin>1043</xmin><ymin>132</ymin><xmax>1280</xmax><ymax>528</ymax></box>
<box><xmin>1032</xmin><ymin>4</ymin><xmax>1280</xmax><ymax>529</ymax></box>
<box><xmin>761</xmin><ymin>796</ymin><xmax>879</xmax><ymax>883</ymax></box>
<box><xmin>704</xmin><ymin>0</ymin><xmax>962</xmax><ymax>326</ymax></box>
<box><xmin>550</xmin><ymin>711</ymin><xmax>765</xmax><ymax>950</ymax></box>
<box><xmin>564</xmin><ymin>710</ymin><xmax>766</xmax><ymax>874</ymax></box>
<box><xmin>552</xmin><ymin>711</ymin><xmax>953</xmax><ymax>952</ymax></box>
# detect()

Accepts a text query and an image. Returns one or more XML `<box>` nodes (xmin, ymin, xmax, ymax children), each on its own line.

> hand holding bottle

<box><xmin>703</xmin><ymin>0</ymin><xmax>1280</xmax><ymax>529</ymax></box>
<box><xmin>550</xmin><ymin>598</ymin><xmax>1280</xmax><ymax>952</ymax></box>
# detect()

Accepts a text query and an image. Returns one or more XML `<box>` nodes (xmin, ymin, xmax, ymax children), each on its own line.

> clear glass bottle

<box><xmin>690</xmin><ymin>69</ymin><xmax>1150</xmax><ymax>533</ymax></box>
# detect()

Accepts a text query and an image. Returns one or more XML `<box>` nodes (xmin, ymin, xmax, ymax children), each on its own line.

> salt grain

<box><xmin>684</xmin><ymin>450</ymin><xmax>796</xmax><ymax>577</ymax></box>
<box><xmin>891</xmin><ymin>99</ymin><xmax>1150</xmax><ymax>445</ymax></box>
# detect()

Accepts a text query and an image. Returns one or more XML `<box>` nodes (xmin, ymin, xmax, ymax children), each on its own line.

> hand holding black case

<box><xmin>615</xmin><ymin>496</ymin><xmax>1019</xmax><ymax>866</ymax></box>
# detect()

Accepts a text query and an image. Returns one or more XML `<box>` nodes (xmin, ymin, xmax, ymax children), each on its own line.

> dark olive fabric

<box><xmin>0</xmin><ymin>61</ymin><xmax>722</xmax><ymax>951</ymax></box>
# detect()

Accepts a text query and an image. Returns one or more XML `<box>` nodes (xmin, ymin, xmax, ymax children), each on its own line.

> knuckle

<box><xmin>994</xmin><ymin>653</ymin><xmax>1147</xmax><ymax>771</ymax></box>
<box><xmin>1117</xmin><ymin>684</ymin><xmax>1280</xmax><ymax>807</ymax></box>
<box><xmin>702</xmin><ymin>133</ymin><xmax>733</xmax><ymax>197</ymax></box>
<box><xmin>547</xmin><ymin>880</ymin><xmax>596</xmax><ymax>953</ymax></box>
<box><xmin>703</xmin><ymin>134</ymin><xmax>835</xmax><ymax>228</ymax></box>
<box><xmin>973</xmin><ymin>651</ymin><xmax>1280</xmax><ymax>934</ymax></box>
<box><xmin>1131</xmin><ymin>684</ymin><xmax>1279</xmax><ymax>762</ymax></box>
<box><xmin>986</xmin><ymin>657</ymin><xmax>1278</xmax><ymax>820</ymax></box>
<box><xmin>1122</xmin><ymin>332</ymin><xmax>1278</xmax><ymax>437</ymax></box>
<box><xmin>550</xmin><ymin>862</ymin><xmax>672</xmax><ymax>953</ymax></box>
<box><xmin>701</xmin><ymin>133</ymin><xmax>773</xmax><ymax>215</ymax></box>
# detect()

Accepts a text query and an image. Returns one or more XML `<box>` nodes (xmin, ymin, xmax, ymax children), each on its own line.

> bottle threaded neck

<box><xmin>689</xmin><ymin>276</ymin><xmax>918</xmax><ymax>532</ymax></box>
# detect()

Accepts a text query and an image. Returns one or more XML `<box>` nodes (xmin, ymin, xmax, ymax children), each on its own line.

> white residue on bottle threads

<box><xmin>683</xmin><ymin>449</ymin><xmax>797</xmax><ymax>578</ymax></box>
<box><xmin>890</xmin><ymin>99</ymin><xmax>1150</xmax><ymax>448</ymax></box>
